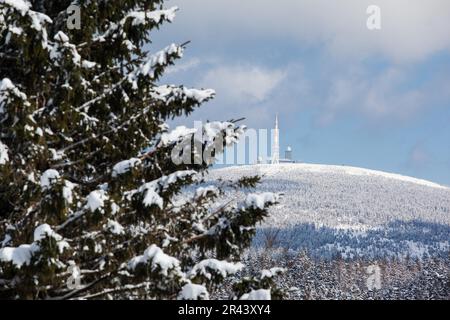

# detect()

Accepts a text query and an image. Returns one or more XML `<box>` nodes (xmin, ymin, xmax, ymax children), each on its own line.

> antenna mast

<box><xmin>271</xmin><ymin>114</ymin><xmax>280</xmax><ymax>164</ymax></box>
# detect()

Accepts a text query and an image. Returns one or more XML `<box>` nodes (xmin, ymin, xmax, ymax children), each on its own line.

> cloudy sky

<box><xmin>151</xmin><ymin>0</ymin><xmax>450</xmax><ymax>185</ymax></box>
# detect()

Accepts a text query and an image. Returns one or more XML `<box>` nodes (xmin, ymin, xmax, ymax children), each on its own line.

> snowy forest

<box><xmin>209</xmin><ymin>164</ymin><xmax>450</xmax><ymax>299</ymax></box>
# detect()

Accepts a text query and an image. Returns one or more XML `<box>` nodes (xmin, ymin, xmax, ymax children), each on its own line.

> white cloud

<box><xmin>172</xmin><ymin>0</ymin><xmax>450</xmax><ymax>63</ymax></box>
<box><xmin>318</xmin><ymin>66</ymin><xmax>428</xmax><ymax>125</ymax></box>
<box><xmin>200</xmin><ymin>65</ymin><xmax>286</xmax><ymax>103</ymax></box>
<box><xmin>159</xmin><ymin>0</ymin><xmax>450</xmax><ymax>126</ymax></box>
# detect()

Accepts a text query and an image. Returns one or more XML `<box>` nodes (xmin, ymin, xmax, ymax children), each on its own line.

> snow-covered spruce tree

<box><xmin>0</xmin><ymin>0</ymin><xmax>282</xmax><ymax>299</ymax></box>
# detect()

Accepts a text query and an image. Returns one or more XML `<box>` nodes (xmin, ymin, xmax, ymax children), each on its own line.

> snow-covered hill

<box><xmin>208</xmin><ymin>164</ymin><xmax>450</xmax><ymax>260</ymax></box>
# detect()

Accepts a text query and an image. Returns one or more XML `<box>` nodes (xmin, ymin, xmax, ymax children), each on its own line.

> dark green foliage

<box><xmin>0</xmin><ymin>0</ymin><xmax>282</xmax><ymax>300</ymax></box>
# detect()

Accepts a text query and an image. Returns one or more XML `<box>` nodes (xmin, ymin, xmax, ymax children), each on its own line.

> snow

<box><xmin>150</xmin><ymin>85</ymin><xmax>215</xmax><ymax>105</ymax></box>
<box><xmin>241</xmin><ymin>289</ymin><xmax>271</xmax><ymax>300</ymax></box>
<box><xmin>1</xmin><ymin>0</ymin><xmax>31</xmax><ymax>15</ymax></box>
<box><xmin>195</xmin><ymin>186</ymin><xmax>219</xmax><ymax>199</ymax></box>
<box><xmin>203</xmin><ymin>122</ymin><xmax>246</xmax><ymax>146</ymax></box>
<box><xmin>243</xmin><ymin>163</ymin><xmax>447</xmax><ymax>189</ymax></box>
<box><xmin>244</xmin><ymin>192</ymin><xmax>279</xmax><ymax>210</ymax></box>
<box><xmin>209</xmin><ymin>164</ymin><xmax>450</xmax><ymax>260</ymax></box>
<box><xmin>2</xmin><ymin>0</ymin><xmax>52</xmax><ymax>47</ymax></box>
<box><xmin>128</xmin><ymin>245</ymin><xmax>180</xmax><ymax>276</ymax></box>
<box><xmin>33</xmin><ymin>224</ymin><xmax>69</xmax><ymax>253</ymax></box>
<box><xmin>48</xmin><ymin>148</ymin><xmax>63</xmax><ymax>161</ymax></box>
<box><xmin>35</xmin><ymin>127</ymin><xmax>43</xmax><ymax>136</ymax></box>
<box><xmin>125</xmin><ymin>7</ymin><xmax>178</xmax><ymax>26</ymax></box>
<box><xmin>1</xmin><ymin>234</ymin><xmax>11</xmax><ymax>247</ymax></box>
<box><xmin>158</xmin><ymin>122</ymin><xmax>245</xmax><ymax>151</ymax></box>
<box><xmin>111</xmin><ymin>202</ymin><xmax>120</xmax><ymax>215</ymax></box>
<box><xmin>29</xmin><ymin>11</ymin><xmax>51</xmax><ymax>33</ymax></box>
<box><xmin>8</xmin><ymin>25</ymin><xmax>23</xmax><ymax>35</ymax></box>
<box><xmin>160</xmin><ymin>170</ymin><xmax>197</xmax><ymax>188</ymax></box>
<box><xmin>50</xmin><ymin>31</ymin><xmax>96</xmax><ymax>69</ymax></box>
<box><xmin>87</xmin><ymin>190</ymin><xmax>108</xmax><ymax>212</ymax></box>
<box><xmin>0</xmin><ymin>224</ymin><xmax>67</xmax><ymax>268</ymax></box>
<box><xmin>137</xmin><ymin>171</ymin><xmax>197</xmax><ymax>208</ymax></box>
<box><xmin>141</xmin><ymin>186</ymin><xmax>164</xmax><ymax>209</ymax></box>
<box><xmin>62</xmin><ymin>181</ymin><xmax>76</xmax><ymax>204</ymax></box>
<box><xmin>0</xmin><ymin>78</ymin><xmax>29</xmax><ymax>113</ymax></box>
<box><xmin>178</xmin><ymin>283</ymin><xmax>209</xmax><ymax>300</ymax></box>
<box><xmin>0</xmin><ymin>244</ymin><xmax>38</xmax><ymax>268</ymax></box>
<box><xmin>106</xmin><ymin>219</ymin><xmax>125</xmax><ymax>235</ymax></box>
<box><xmin>112</xmin><ymin>158</ymin><xmax>142</xmax><ymax>177</ymax></box>
<box><xmin>92</xmin><ymin>7</ymin><xmax>177</xmax><ymax>45</ymax></box>
<box><xmin>315</xmin><ymin>164</ymin><xmax>446</xmax><ymax>189</ymax></box>
<box><xmin>81</xmin><ymin>60</ymin><xmax>96</xmax><ymax>69</ymax></box>
<box><xmin>53</xmin><ymin>30</ymin><xmax>69</xmax><ymax>43</ymax></box>
<box><xmin>189</xmin><ymin>259</ymin><xmax>244</xmax><ymax>280</ymax></box>
<box><xmin>128</xmin><ymin>44</ymin><xmax>183</xmax><ymax>86</ymax></box>
<box><xmin>0</xmin><ymin>78</ymin><xmax>26</xmax><ymax>99</ymax></box>
<box><xmin>160</xmin><ymin>126</ymin><xmax>197</xmax><ymax>146</ymax></box>
<box><xmin>57</xmin><ymin>240</ymin><xmax>71</xmax><ymax>254</ymax></box>
<box><xmin>0</xmin><ymin>140</ymin><xmax>8</xmax><ymax>165</ymax></box>
<box><xmin>260</xmin><ymin>267</ymin><xmax>285</xmax><ymax>280</ymax></box>
<box><xmin>34</xmin><ymin>224</ymin><xmax>63</xmax><ymax>242</ymax></box>
<box><xmin>40</xmin><ymin>169</ymin><xmax>60</xmax><ymax>189</ymax></box>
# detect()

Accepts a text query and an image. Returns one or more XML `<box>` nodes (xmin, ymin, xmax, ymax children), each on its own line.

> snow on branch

<box><xmin>34</xmin><ymin>224</ymin><xmax>64</xmax><ymax>242</ymax></box>
<box><xmin>240</xmin><ymin>289</ymin><xmax>271</xmax><ymax>300</ymax></box>
<box><xmin>159</xmin><ymin>126</ymin><xmax>197</xmax><ymax>146</ymax></box>
<box><xmin>93</xmin><ymin>7</ymin><xmax>178</xmax><ymax>43</ymax></box>
<box><xmin>0</xmin><ymin>140</ymin><xmax>9</xmax><ymax>165</ymax></box>
<box><xmin>40</xmin><ymin>169</ymin><xmax>60</xmax><ymax>189</ymax></box>
<box><xmin>194</xmin><ymin>186</ymin><xmax>219</xmax><ymax>200</ymax></box>
<box><xmin>204</xmin><ymin>122</ymin><xmax>247</xmax><ymax>147</ymax></box>
<box><xmin>0</xmin><ymin>0</ymin><xmax>52</xmax><ymax>48</ymax></box>
<box><xmin>1</xmin><ymin>3</ymin><xmax>94</xmax><ymax>71</ymax></box>
<box><xmin>124</xmin><ymin>7</ymin><xmax>178</xmax><ymax>26</ymax></box>
<box><xmin>0</xmin><ymin>78</ymin><xmax>30</xmax><ymax>113</ymax></box>
<box><xmin>188</xmin><ymin>259</ymin><xmax>244</xmax><ymax>280</ymax></box>
<box><xmin>127</xmin><ymin>244</ymin><xmax>181</xmax><ymax>277</ymax></box>
<box><xmin>86</xmin><ymin>190</ymin><xmax>109</xmax><ymax>213</ymax></box>
<box><xmin>0</xmin><ymin>0</ymin><xmax>31</xmax><ymax>15</ymax></box>
<box><xmin>112</xmin><ymin>158</ymin><xmax>142</xmax><ymax>177</ymax></box>
<box><xmin>39</xmin><ymin>169</ymin><xmax>76</xmax><ymax>205</ymax></box>
<box><xmin>105</xmin><ymin>219</ymin><xmax>125</xmax><ymax>235</ymax></box>
<box><xmin>127</xmin><ymin>44</ymin><xmax>183</xmax><ymax>88</ymax></box>
<box><xmin>150</xmin><ymin>85</ymin><xmax>215</xmax><ymax>106</ymax></box>
<box><xmin>158</xmin><ymin>121</ymin><xmax>246</xmax><ymax>149</ymax></box>
<box><xmin>76</xmin><ymin>44</ymin><xmax>186</xmax><ymax>112</ymax></box>
<box><xmin>133</xmin><ymin>170</ymin><xmax>197</xmax><ymax>209</ymax></box>
<box><xmin>260</xmin><ymin>267</ymin><xmax>285</xmax><ymax>280</ymax></box>
<box><xmin>0</xmin><ymin>243</ymin><xmax>38</xmax><ymax>268</ymax></box>
<box><xmin>50</xmin><ymin>31</ymin><xmax>96</xmax><ymax>69</ymax></box>
<box><xmin>178</xmin><ymin>283</ymin><xmax>209</xmax><ymax>300</ymax></box>
<box><xmin>243</xmin><ymin>192</ymin><xmax>280</xmax><ymax>210</ymax></box>
<box><xmin>0</xmin><ymin>224</ymin><xmax>69</xmax><ymax>268</ymax></box>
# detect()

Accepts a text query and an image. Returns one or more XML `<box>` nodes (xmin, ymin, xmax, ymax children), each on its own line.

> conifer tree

<box><xmin>0</xmin><ymin>0</ymin><xmax>281</xmax><ymax>299</ymax></box>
